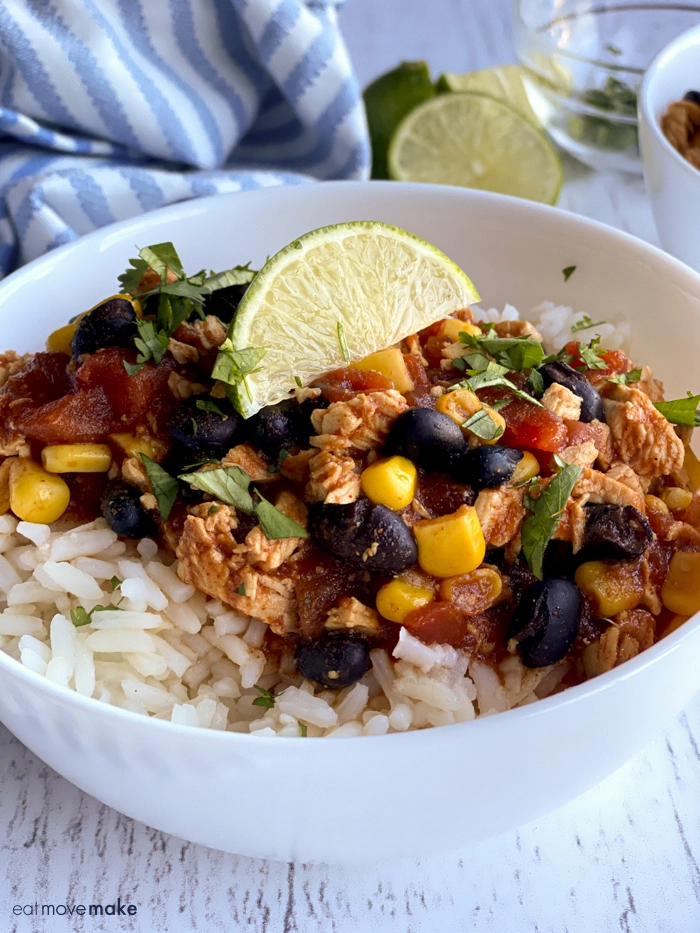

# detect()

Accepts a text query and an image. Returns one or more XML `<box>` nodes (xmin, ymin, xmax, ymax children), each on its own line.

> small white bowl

<box><xmin>2</xmin><ymin>182</ymin><xmax>700</xmax><ymax>862</ymax></box>
<box><xmin>640</xmin><ymin>23</ymin><xmax>700</xmax><ymax>271</ymax></box>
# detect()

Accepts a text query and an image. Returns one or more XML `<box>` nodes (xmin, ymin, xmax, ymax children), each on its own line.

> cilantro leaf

<box><xmin>118</xmin><ymin>256</ymin><xmax>150</xmax><ymax>294</ymax></box>
<box><xmin>134</xmin><ymin>319</ymin><xmax>169</xmax><ymax>365</ymax></box>
<box><xmin>459</xmin><ymin>332</ymin><xmax>545</xmax><ymax>373</ymax></box>
<box><xmin>139</xmin><ymin>242</ymin><xmax>185</xmax><ymax>283</ymax></box>
<box><xmin>462</xmin><ymin>408</ymin><xmax>504</xmax><ymax>441</ymax></box>
<box><xmin>527</xmin><ymin>368</ymin><xmax>545</xmax><ymax>398</ymax></box>
<box><xmin>70</xmin><ymin>607</ymin><xmax>92</xmax><ymax>627</ymax></box>
<box><xmin>337</xmin><ymin>321</ymin><xmax>350</xmax><ymax>362</ymax></box>
<box><xmin>562</xmin><ymin>265</ymin><xmax>576</xmax><ymax>282</ymax></box>
<box><xmin>252</xmin><ymin>685</ymin><xmax>276</xmax><ymax>709</ymax></box>
<box><xmin>294</xmin><ymin>376</ymin><xmax>303</xmax><ymax>388</ymax></box>
<box><xmin>521</xmin><ymin>463</ymin><xmax>582</xmax><ymax>579</ymax></box>
<box><xmin>195</xmin><ymin>398</ymin><xmax>227</xmax><ymax>418</ymax></box>
<box><xmin>110</xmin><ymin>576</ymin><xmax>122</xmax><ymax>592</ymax></box>
<box><xmin>199</xmin><ymin>264</ymin><xmax>256</xmax><ymax>295</ymax></box>
<box><xmin>123</xmin><ymin>360</ymin><xmax>145</xmax><ymax>376</ymax></box>
<box><xmin>267</xmin><ymin>449</ymin><xmax>290</xmax><ymax>474</ymax></box>
<box><xmin>576</xmin><ymin>337</ymin><xmax>607</xmax><ymax>370</ymax></box>
<box><xmin>299</xmin><ymin>723</ymin><xmax>308</xmax><ymax>737</ymax></box>
<box><xmin>212</xmin><ymin>340</ymin><xmax>267</xmax><ymax>401</ymax></box>
<box><xmin>654</xmin><ymin>392</ymin><xmax>700</xmax><ymax>427</ymax></box>
<box><xmin>179</xmin><ymin>465</ymin><xmax>254</xmax><ymax>512</ymax></box>
<box><xmin>607</xmin><ymin>368</ymin><xmax>642</xmax><ymax>387</ymax></box>
<box><xmin>140</xmin><ymin>454</ymin><xmax>178</xmax><ymax>521</ymax></box>
<box><xmin>255</xmin><ymin>492</ymin><xmax>308</xmax><ymax>540</ymax></box>
<box><xmin>571</xmin><ymin>314</ymin><xmax>606</xmax><ymax>334</ymax></box>
<box><xmin>235</xmin><ymin>583</ymin><xmax>246</xmax><ymax>596</ymax></box>
<box><xmin>453</xmin><ymin>361</ymin><xmax>543</xmax><ymax>407</ymax></box>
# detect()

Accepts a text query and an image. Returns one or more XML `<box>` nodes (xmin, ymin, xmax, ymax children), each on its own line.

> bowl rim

<box><xmin>639</xmin><ymin>21</ymin><xmax>700</xmax><ymax>183</ymax></box>
<box><xmin>2</xmin><ymin>179</ymin><xmax>700</xmax><ymax>747</ymax></box>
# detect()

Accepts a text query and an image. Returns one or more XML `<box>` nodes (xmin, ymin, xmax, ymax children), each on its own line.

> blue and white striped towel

<box><xmin>0</xmin><ymin>0</ymin><xmax>370</xmax><ymax>277</ymax></box>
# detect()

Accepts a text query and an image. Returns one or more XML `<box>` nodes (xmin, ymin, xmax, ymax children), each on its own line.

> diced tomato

<box><xmin>416</xmin><ymin>471</ymin><xmax>475</xmax><ymax>517</ymax></box>
<box><xmin>22</xmin><ymin>388</ymin><xmax>114</xmax><ymax>443</ymax></box>
<box><xmin>500</xmin><ymin>398</ymin><xmax>568</xmax><ymax>452</ymax></box>
<box><xmin>403</xmin><ymin>602</ymin><xmax>472</xmax><ymax>648</ymax></box>
<box><xmin>76</xmin><ymin>348</ymin><xmax>175</xmax><ymax>425</ymax></box>
<box><xmin>0</xmin><ymin>351</ymin><xmax>73</xmax><ymax>428</ymax></box>
<box><xmin>564</xmin><ymin>419</ymin><xmax>614</xmax><ymax>463</ymax></box>
<box><xmin>313</xmin><ymin>367</ymin><xmax>393</xmax><ymax>403</ymax></box>
<box><xmin>563</xmin><ymin>341</ymin><xmax>632</xmax><ymax>384</ymax></box>
<box><xmin>421</xmin><ymin>335</ymin><xmax>447</xmax><ymax>367</ymax></box>
<box><xmin>403</xmin><ymin>353</ymin><xmax>428</xmax><ymax>386</ymax></box>
<box><xmin>404</xmin><ymin>386</ymin><xmax>437</xmax><ymax>409</ymax></box>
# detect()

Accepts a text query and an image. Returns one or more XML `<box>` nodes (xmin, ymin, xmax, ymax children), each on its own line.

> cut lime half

<box><xmin>388</xmin><ymin>91</ymin><xmax>562</xmax><ymax>205</ymax></box>
<box><xmin>224</xmin><ymin>221</ymin><xmax>479</xmax><ymax>417</ymax></box>
<box><xmin>437</xmin><ymin>64</ymin><xmax>540</xmax><ymax>127</ymax></box>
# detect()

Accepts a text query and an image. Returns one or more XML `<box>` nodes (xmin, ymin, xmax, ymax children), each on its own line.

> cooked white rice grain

<box><xmin>335</xmin><ymin>682</ymin><xmax>370</xmax><ymax>725</ymax></box>
<box><xmin>20</xmin><ymin>647</ymin><xmax>48</xmax><ymax>675</ymax></box>
<box><xmin>0</xmin><ymin>515</ymin><xmax>18</xmax><ymax>535</ymax></box>
<box><xmin>85</xmin><ymin>629</ymin><xmax>155</xmax><ymax>654</ymax></box>
<box><xmin>0</xmin><ymin>613</ymin><xmax>42</xmax><ymax>636</ymax></box>
<box><xmin>74</xmin><ymin>640</ymin><xmax>96</xmax><ymax>697</ymax></box>
<box><xmin>42</xmin><ymin>561</ymin><xmax>103</xmax><ymax>599</ymax></box>
<box><xmin>17</xmin><ymin>522</ymin><xmax>51</xmax><ymax>547</ymax></box>
<box><xmin>171</xmin><ymin>703</ymin><xmax>199</xmax><ymax>726</ymax></box>
<box><xmin>276</xmin><ymin>686</ymin><xmax>338</xmax><ymax>728</ymax></box>
<box><xmin>47</xmin><ymin>527</ymin><xmax>117</xmax><ymax>563</ymax></box>
<box><xmin>213</xmin><ymin>611</ymin><xmax>248</xmax><ymax>636</ymax></box>
<box><xmin>0</xmin><ymin>554</ymin><xmax>22</xmax><ymax>592</ymax></box>
<box><xmin>45</xmin><ymin>656</ymin><xmax>72</xmax><ymax>686</ymax></box>
<box><xmin>146</xmin><ymin>561</ymin><xmax>195</xmax><ymax>604</ymax></box>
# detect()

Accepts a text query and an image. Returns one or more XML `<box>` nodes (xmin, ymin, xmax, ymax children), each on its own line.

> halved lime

<box><xmin>436</xmin><ymin>65</ymin><xmax>540</xmax><ymax>127</ymax></box>
<box><xmin>224</xmin><ymin>222</ymin><xmax>480</xmax><ymax>417</ymax></box>
<box><xmin>388</xmin><ymin>92</ymin><xmax>563</xmax><ymax>205</ymax></box>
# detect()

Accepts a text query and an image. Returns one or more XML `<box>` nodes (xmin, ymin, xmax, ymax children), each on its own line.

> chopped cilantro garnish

<box><xmin>459</xmin><ymin>332</ymin><xmax>545</xmax><ymax>373</ymax></box>
<box><xmin>235</xmin><ymin>583</ymin><xmax>246</xmax><ymax>596</ymax></box>
<box><xmin>294</xmin><ymin>376</ymin><xmax>303</xmax><ymax>388</ymax></box>
<box><xmin>654</xmin><ymin>392</ymin><xmax>700</xmax><ymax>427</ymax></box>
<box><xmin>133</xmin><ymin>319</ymin><xmax>169</xmax><ymax>366</ymax></box>
<box><xmin>267</xmin><ymin>449</ymin><xmax>290</xmax><ymax>474</ymax></box>
<box><xmin>521</xmin><ymin>462</ymin><xmax>582</xmax><ymax>579</ymax></box>
<box><xmin>299</xmin><ymin>723</ymin><xmax>308</xmax><ymax>737</ymax></box>
<box><xmin>211</xmin><ymin>340</ymin><xmax>267</xmax><ymax>403</ymax></box>
<box><xmin>607</xmin><ymin>368</ymin><xmax>642</xmax><ymax>387</ymax></box>
<box><xmin>140</xmin><ymin>454</ymin><xmax>179</xmax><ymax>521</ymax></box>
<box><xmin>571</xmin><ymin>315</ymin><xmax>606</xmax><ymax>334</ymax></box>
<box><xmin>576</xmin><ymin>336</ymin><xmax>607</xmax><ymax>370</ymax></box>
<box><xmin>462</xmin><ymin>408</ymin><xmax>504</xmax><ymax>441</ymax></box>
<box><xmin>110</xmin><ymin>576</ymin><xmax>122</xmax><ymax>592</ymax></box>
<box><xmin>252</xmin><ymin>685</ymin><xmax>276</xmax><ymax>709</ymax></box>
<box><xmin>255</xmin><ymin>492</ymin><xmax>308</xmax><ymax>540</ymax></box>
<box><xmin>451</xmin><ymin>361</ymin><xmax>543</xmax><ymax>408</ymax></box>
<box><xmin>605</xmin><ymin>43</ymin><xmax>622</xmax><ymax>55</ymax></box>
<box><xmin>70</xmin><ymin>607</ymin><xmax>92</xmax><ymax>627</ymax></box>
<box><xmin>562</xmin><ymin>265</ymin><xmax>577</xmax><ymax>282</ymax></box>
<box><xmin>195</xmin><ymin>398</ymin><xmax>227</xmax><ymax>419</ymax></box>
<box><xmin>337</xmin><ymin>321</ymin><xmax>350</xmax><ymax>362</ymax></box>
<box><xmin>526</xmin><ymin>368</ymin><xmax>545</xmax><ymax>398</ymax></box>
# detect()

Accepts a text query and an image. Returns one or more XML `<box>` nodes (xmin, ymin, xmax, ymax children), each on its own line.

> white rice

<box><xmin>0</xmin><ymin>302</ymin><xmax>624</xmax><ymax>736</ymax></box>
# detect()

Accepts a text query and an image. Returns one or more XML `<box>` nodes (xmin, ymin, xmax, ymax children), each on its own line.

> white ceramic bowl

<box><xmin>640</xmin><ymin>23</ymin><xmax>700</xmax><ymax>271</ymax></box>
<box><xmin>2</xmin><ymin>182</ymin><xmax>700</xmax><ymax>863</ymax></box>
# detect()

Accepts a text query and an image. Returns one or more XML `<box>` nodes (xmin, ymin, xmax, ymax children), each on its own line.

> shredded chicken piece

<box><xmin>0</xmin><ymin>351</ymin><xmax>27</xmax><ymax>389</ymax></box>
<box><xmin>222</xmin><ymin>443</ymin><xmax>273</xmax><ymax>482</ymax></box>
<box><xmin>244</xmin><ymin>493</ymin><xmax>307</xmax><ymax>572</ymax></box>
<box><xmin>167</xmin><ymin>371</ymin><xmax>207</xmax><ymax>400</ymax></box>
<box><xmin>140</xmin><ymin>492</ymin><xmax>158</xmax><ymax>511</ymax></box>
<box><xmin>173</xmin><ymin>315</ymin><xmax>227</xmax><ymax>353</ymax></box>
<box><xmin>553</xmin><ymin>496</ymin><xmax>588</xmax><ymax>552</ymax></box>
<box><xmin>168</xmin><ymin>338</ymin><xmax>199</xmax><ymax>365</ymax></box>
<box><xmin>583</xmin><ymin>610</ymin><xmax>656</xmax><ymax>678</ymax></box>
<box><xmin>0</xmin><ymin>435</ymin><xmax>30</xmax><ymax>457</ymax></box>
<box><xmin>603</xmin><ymin>385</ymin><xmax>684</xmax><ymax>477</ymax></box>
<box><xmin>605</xmin><ymin>462</ymin><xmax>648</xmax><ymax>503</ymax></box>
<box><xmin>492</xmin><ymin>320</ymin><xmax>543</xmax><ymax>342</ymax></box>
<box><xmin>572</xmin><ymin>466</ymin><xmax>646</xmax><ymax>513</ymax></box>
<box><xmin>542</xmin><ymin>383</ymin><xmax>582</xmax><ymax>421</ymax></box>
<box><xmin>122</xmin><ymin>457</ymin><xmax>150</xmax><ymax>493</ymax></box>
<box><xmin>475</xmin><ymin>486</ymin><xmax>526</xmax><ymax>547</ymax></box>
<box><xmin>280</xmin><ymin>448</ymin><xmax>315</xmax><ymax>484</ymax></box>
<box><xmin>310</xmin><ymin>390</ymin><xmax>408</xmax><ymax>452</ymax></box>
<box><xmin>325</xmin><ymin>597</ymin><xmax>381</xmax><ymax>636</ymax></box>
<box><xmin>556</xmin><ymin>440</ymin><xmax>598</xmax><ymax>470</ymax></box>
<box><xmin>306</xmin><ymin>449</ymin><xmax>360</xmax><ymax>505</ymax></box>
<box><xmin>636</xmin><ymin>365</ymin><xmax>665</xmax><ymax>403</ymax></box>
<box><xmin>589</xmin><ymin>420</ymin><xmax>615</xmax><ymax>471</ymax></box>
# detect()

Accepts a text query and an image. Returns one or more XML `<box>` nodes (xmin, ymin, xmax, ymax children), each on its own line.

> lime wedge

<box><xmin>436</xmin><ymin>65</ymin><xmax>540</xmax><ymax>127</ymax></box>
<box><xmin>363</xmin><ymin>61</ymin><xmax>436</xmax><ymax>180</ymax></box>
<box><xmin>224</xmin><ymin>222</ymin><xmax>479</xmax><ymax>417</ymax></box>
<box><xmin>388</xmin><ymin>92</ymin><xmax>563</xmax><ymax>205</ymax></box>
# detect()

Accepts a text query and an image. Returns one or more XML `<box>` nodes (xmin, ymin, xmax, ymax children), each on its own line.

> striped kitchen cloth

<box><xmin>0</xmin><ymin>0</ymin><xmax>370</xmax><ymax>276</ymax></box>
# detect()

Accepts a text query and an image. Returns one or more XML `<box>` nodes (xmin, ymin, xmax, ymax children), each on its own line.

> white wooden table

<box><xmin>3</xmin><ymin>1</ymin><xmax>700</xmax><ymax>931</ymax></box>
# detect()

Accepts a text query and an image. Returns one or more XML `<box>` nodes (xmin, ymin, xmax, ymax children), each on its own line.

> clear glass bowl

<box><xmin>513</xmin><ymin>1</ymin><xmax>700</xmax><ymax>173</ymax></box>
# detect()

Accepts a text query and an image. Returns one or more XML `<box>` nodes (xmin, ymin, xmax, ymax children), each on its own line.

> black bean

<box><xmin>100</xmin><ymin>481</ymin><xmax>158</xmax><ymax>538</ymax></box>
<box><xmin>453</xmin><ymin>446</ymin><xmax>523</xmax><ymax>490</ymax></box>
<box><xmin>202</xmin><ymin>283</ymin><xmax>250</xmax><ymax>323</ymax></box>
<box><xmin>385</xmin><ymin>408</ymin><xmax>467</xmax><ymax>472</ymax></box>
<box><xmin>507</xmin><ymin>578</ymin><xmax>582</xmax><ymax>668</ymax></box>
<box><xmin>308</xmin><ymin>499</ymin><xmax>417</xmax><ymax>575</ymax></box>
<box><xmin>166</xmin><ymin>398</ymin><xmax>243</xmax><ymax>460</ymax></box>
<box><xmin>247</xmin><ymin>398</ymin><xmax>311</xmax><ymax>457</ymax></box>
<box><xmin>538</xmin><ymin>360</ymin><xmax>605</xmax><ymax>423</ymax></box>
<box><xmin>579</xmin><ymin>503</ymin><xmax>652</xmax><ymax>561</ymax></box>
<box><xmin>684</xmin><ymin>90</ymin><xmax>700</xmax><ymax>106</ymax></box>
<box><xmin>71</xmin><ymin>298</ymin><xmax>137</xmax><ymax>359</ymax></box>
<box><xmin>295</xmin><ymin>631</ymin><xmax>371</xmax><ymax>689</ymax></box>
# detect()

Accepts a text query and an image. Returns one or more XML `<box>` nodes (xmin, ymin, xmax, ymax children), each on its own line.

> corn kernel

<box><xmin>437</xmin><ymin>318</ymin><xmax>481</xmax><ymax>341</ymax></box>
<box><xmin>439</xmin><ymin>566</ymin><xmax>503</xmax><ymax>613</ymax></box>
<box><xmin>510</xmin><ymin>451</ymin><xmax>540</xmax><ymax>485</ymax></box>
<box><xmin>645</xmin><ymin>494</ymin><xmax>669</xmax><ymax>515</ymax></box>
<box><xmin>9</xmin><ymin>459</ymin><xmax>70</xmax><ymax>524</ymax></box>
<box><xmin>352</xmin><ymin>347</ymin><xmax>414</xmax><ymax>393</ymax></box>
<box><xmin>661</xmin><ymin>487</ymin><xmax>693</xmax><ymax>512</ymax></box>
<box><xmin>361</xmin><ymin>456</ymin><xmax>417</xmax><ymax>511</ymax></box>
<box><xmin>45</xmin><ymin>323</ymin><xmax>76</xmax><ymax>355</ymax></box>
<box><xmin>661</xmin><ymin>551</ymin><xmax>700</xmax><ymax>616</ymax></box>
<box><xmin>574</xmin><ymin>560</ymin><xmax>643</xmax><ymax>617</ymax></box>
<box><xmin>664</xmin><ymin>614</ymin><xmax>689</xmax><ymax>637</ymax></box>
<box><xmin>413</xmin><ymin>505</ymin><xmax>485</xmax><ymax>578</ymax></box>
<box><xmin>109</xmin><ymin>433</ymin><xmax>162</xmax><ymax>462</ymax></box>
<box><xmin>41</xmin><ymin>444</ymin><xmax>112</xmax><ymax>474</ymax></box>
<box><xmin>684</xmin><ymin>447</ymin><xmax>700</xmax><ymax>492</ymax></box>
<box><xmin>376</xmin><ymin>579</ymin><xmax>434</xmax><ymax>624</ymax></box>
<box><xmin>435</xmin><ymin>388</ymin><xmax>505</xmax><ymax>445</ymax></box>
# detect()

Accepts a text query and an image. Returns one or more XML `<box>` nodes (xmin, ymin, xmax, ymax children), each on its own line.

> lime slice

<box><xmin>363</xmin><ymin>61</ymin><xmax>436</xmax><ymax>180</ymax></box>
<box><xmin>388</xmin><ymin>92</ymin><xmax>563</xmax><ymax>205</ymax></box>
<box><xmin>225</xmin><ymin>222</ymin><xmax>479</xmax><ymax>417</ymax></box>
<box><xmin>436</xmin><ymin>65</ymin><xmax>540</xmax><ymax>127</ymax></box>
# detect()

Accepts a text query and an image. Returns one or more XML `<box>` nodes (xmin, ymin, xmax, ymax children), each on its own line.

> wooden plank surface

<box><xmin>2</xmin><ymin>1</ymin><xmax>699</xmax><ymax>930</ymax></box>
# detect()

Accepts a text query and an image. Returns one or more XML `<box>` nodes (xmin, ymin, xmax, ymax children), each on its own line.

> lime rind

<box><xmin>226</xmin><ymin>221</ymin><xmax>480</xmax><ymax>417</ymax></box>
<box><xmin>387</xmin><ymin>91</ymin><xmax>563</xmax><ymax>206</ymax></box>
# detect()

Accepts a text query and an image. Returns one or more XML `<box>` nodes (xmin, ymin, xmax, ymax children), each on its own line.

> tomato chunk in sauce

<box><xmin>77</xmin><ymin>348</ymin><xmax>176</xmax><ymax>424</ymax></box>
<box><xmin>22</xmin><ymin>388</ymin><xmax>114</xmax><ymax>443</ymax></box>
<box><xmin>500</xmin><ymin>398</ymin><xmax>568</xmax><ymax>452</ymax></box>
